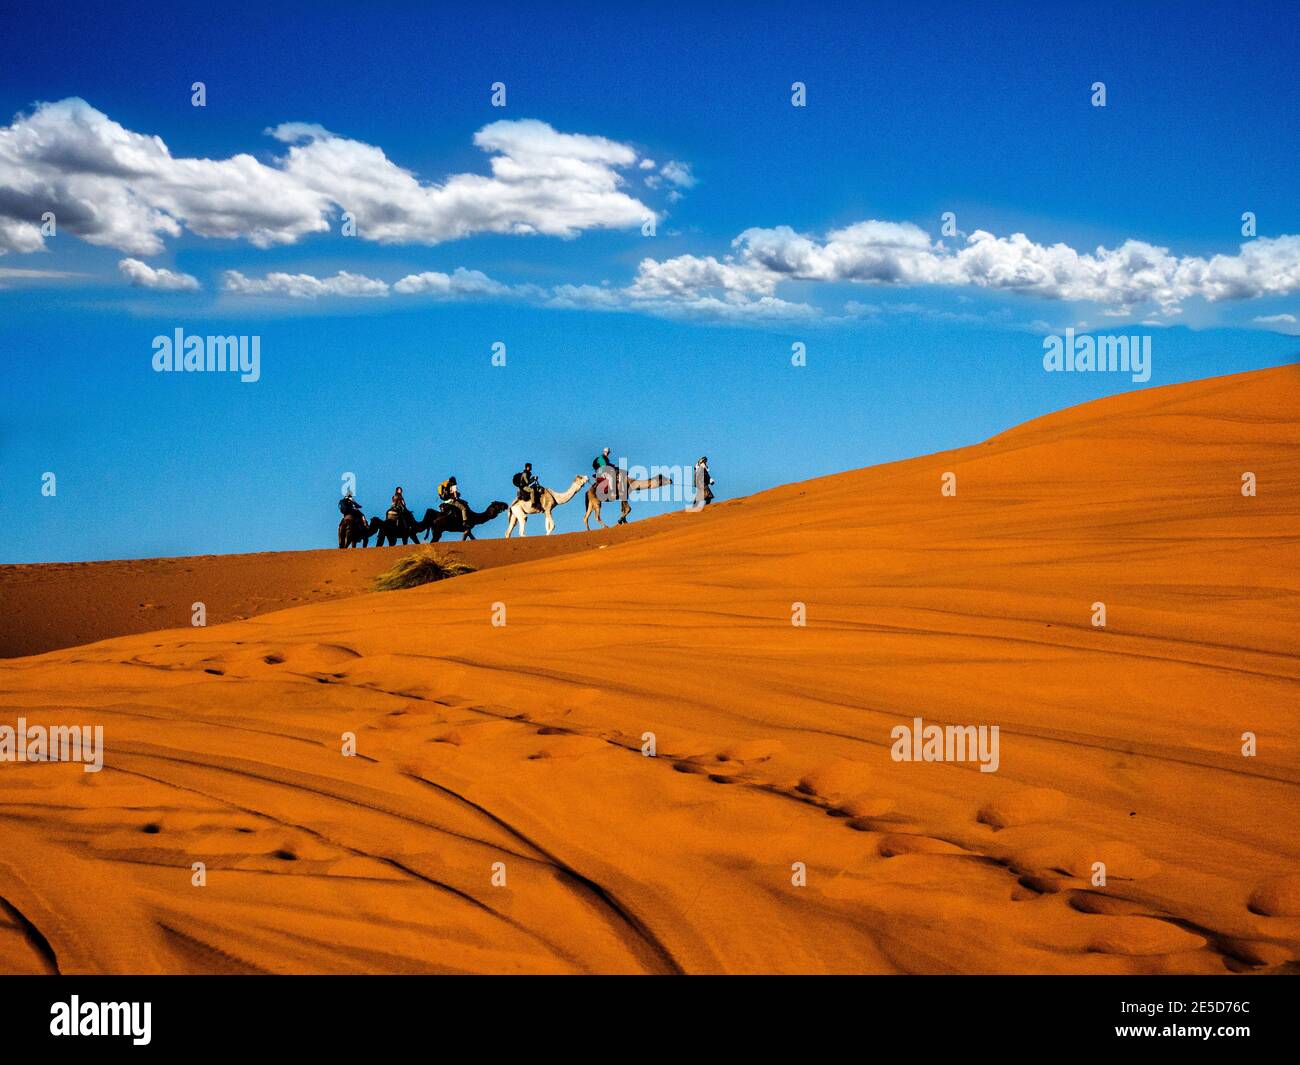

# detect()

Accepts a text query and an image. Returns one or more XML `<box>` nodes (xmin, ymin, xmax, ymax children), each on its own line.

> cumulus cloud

<box><xmin>629</xmin><ymin>222</ymin><xmax>1300</xmax><ymax>318</ymax></box>
<box><xmin>541</xmin><ymin>220</ymin><xmax>1300</xmax><ymax>322</ymax></box>
<box><xmin>222</xmin><ymin>269</ymin><xmax>389</xmax><ymax>299</ymax></box>
<box><xmin>394</xmin><ymin>267</ymin><xmax>522</xmax><ymax>298</ymax></box>
<box><xmin>206</xmin><ymin>213</ymin><xmax>1300</xmax><ymax>325</ymax></box>
<box><xmin>118</xmin><ymin>257</ymin><xmax>199</xmax><ymax>291</ymax></box>
<box><xmin>644</xmin><ymin>160</ymin><xmax>696</xmax><ymax>197</ymax></box>
<box><xmin>659</xmin><ymin>161</ymin><xmax>696</xmax><ymax>188</ymax></box>
<box><xmin>201</xmin><ymin>215</ymin><xmax>1300</xmax><ymax>324</ymax></box>
<box><xmin>0</xmin><ymin>99</ymin><xmax>662</xmax><ymax>256</ymax></box>
<box><xmin>269</xmin><ymin>117</ymin><xmax>658</xmax><ymax>244</ymax></box>
<box><xmin>0</xmin><ymin>99</ymin><xmax>329</xmax><ymax>254</ymax></box>
<box><xmin>222</xmin><ymin>262</ymin><xmax>811</xmax><ymax>321</ymax></box>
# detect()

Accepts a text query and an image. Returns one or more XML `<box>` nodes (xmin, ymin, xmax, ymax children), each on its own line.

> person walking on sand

<box><xmin>693</xmin><ymin>456</ymin><xmax>714</xmax><ymax>509</ymax></box>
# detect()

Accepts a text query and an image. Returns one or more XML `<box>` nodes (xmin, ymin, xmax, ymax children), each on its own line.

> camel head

<box><xmin>572</xmin><ymin>474</ymin><xmax>590</xmax><ymax>486</ymax></box>
<box><xmin>483</xmin><ymin>500</ymin><xmax>508</xmax><ymax>519</ymax></box>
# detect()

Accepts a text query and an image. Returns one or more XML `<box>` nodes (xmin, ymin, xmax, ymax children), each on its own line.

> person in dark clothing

<box><xmin>388</xmin><ymin>486</ymin><xmax>416</xmax><ymax>538</ymax></box>
<box><xmin>338</xmin><ymin>490</ymin><xmax>364</xmax><ymax>519</ymax></box>
<box><xmin>512</xmin><ymin>464</ymin><xmax>542</xmax><ymax>509</ymax></box>
<box><xmin>438</xmin><ymin>476</ymin><xmax>472</xmax><ymax>525</ymax></box>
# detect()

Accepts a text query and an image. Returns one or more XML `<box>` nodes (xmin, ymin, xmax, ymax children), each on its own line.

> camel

<box><xmin>338</xmin><ymin>510</ymin><xmax>420</xmax><ymax>548</ymax></box>
<box><xmin>583</xmin><ymin>469</ymin><xmax>673</xmax><ymax>530</ymax></box>
<box><xmin>415</xmin><ymin>501</ymin><xmax>509</xmax><ymax>542</ymax></box>
<box><xmin>375</xmin><ymin>511</ymin><xmax>422</xmax><ymax>546</ymax></box>
<box><xmin>338</xmin><ymin>512</ymin><xmax>383</xmax><ymax>548</ymax></box>
<box><xmin>504</xmin><ymin>475</ymin><xmax>589</xmax><ymax>537</ymax></box>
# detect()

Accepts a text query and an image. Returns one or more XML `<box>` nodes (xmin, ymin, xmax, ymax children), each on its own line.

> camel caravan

<box><xmin>337</xmin><ymin>452</ymin><xmax>713</xmax><ymax>548</ymax></box>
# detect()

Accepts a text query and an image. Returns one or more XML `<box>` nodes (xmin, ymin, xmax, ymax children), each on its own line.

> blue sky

<box><xmin>1</xmin><ymin>0</ymin><xmax>1297</xmax><ymax>563</ymax></box>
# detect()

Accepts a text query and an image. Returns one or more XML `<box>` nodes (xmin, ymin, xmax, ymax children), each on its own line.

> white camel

<box><xmin>504</xmin><ymin>475</ymin><xmax>589</xmax><ymax>537</ymax></box>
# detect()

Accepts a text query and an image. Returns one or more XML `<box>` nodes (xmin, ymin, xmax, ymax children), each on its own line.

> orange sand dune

<box><xmin>1</xmin><ymin>365</ymin><xmax>1298</xmax><ymax>974</ymax></box>
<box><xmin>0</xmin><ymin>519</ymin><xmax>662</xmax><ymax>659</ymax></box>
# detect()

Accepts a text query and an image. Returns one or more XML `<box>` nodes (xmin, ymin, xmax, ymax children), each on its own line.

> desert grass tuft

<box><xmin>373</xmin><ymin>547</ymin><xmax>476</xmax><ymax>591</ymax></box>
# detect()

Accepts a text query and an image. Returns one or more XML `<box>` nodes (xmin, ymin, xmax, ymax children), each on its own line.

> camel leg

<box><xmin>544</xmin><ymin>508</ymin><xmax>555</xmax><ymax>535</ymax></box>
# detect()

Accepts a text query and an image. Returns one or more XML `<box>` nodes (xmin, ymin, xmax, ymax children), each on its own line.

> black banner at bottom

<box><xmin>1</xmin><ymin>974</ymin><xmax>1291</xmax><ymax>1052</ymax></box>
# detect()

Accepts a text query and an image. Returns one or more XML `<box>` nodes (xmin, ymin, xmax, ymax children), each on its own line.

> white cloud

<box><xmin>1252</xmin><ymin>312</ymin><xmax>1299</xmax><ymax>334</ymax></box>
<box><xmin>632</xmin><ymin>222</ymin><xmax>1300</xmax><ymax>318</ymax></box>
<box><xmin>268</xmin><ymin>116</ymin><xmax>652</xmax><ymax>244</ymax></box>
<box><xmin>193</xmin><ymin>217</ymin><xmax>1300</xmax><ymax>324</ymax></box>
<box><xmin>393</xmin><ymin>267</ymin><xmax>514</xmax><ymax>298</ymax></box>
<box><xmin>0</xmin><ymin>266</ymin><xmax>86</xmax><ymax>287</ymax></box>
<box><xmin>0</xmin><ymin>99</ymin><xmax>329</xmax><ymax>255</ymax></box>
<box><xmin>0</xmin><ymin>99</ymin><xmax>659</xmax><ymax>256</ymax></box>
<box><xmin>222</xmin><ymin>269</ymin><xmax>389</xmax><ymax>298</ymax></box>
<box><xmin>224</xmin><ymin>265</ymin><xmax>548</xmax><ymax>304</ymax></box>
<box><xmin>118</xmin><ymin>257</ymin><xmax>199</xmax><ymax>291</ymax></box>
<box><xmin>645</xmin><ymin>160</ymin><xmax>696</xmax><ymax>194</ymax></box>
<box><xmin>221</xmin><ymin>261</ymin><xmax>812</xmax><ymax>321</ymax></box>
<box><xmin>0</xmin><ymin>217</ymin><xmax>45</xmax><ymax>253</ymax></box>
<box><xmin>659</xmin><ymin>160</ymin><xmax>696</xmax><ymax>188</ymax></box>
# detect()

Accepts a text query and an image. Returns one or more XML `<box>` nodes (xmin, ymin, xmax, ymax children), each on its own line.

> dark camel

<box><xmin>416</xmin><ymin>501</ymin><xmax>509</xmax><ymax>542</ymax></box>
<box><xmin>338</xmin><ymin>512</ymin><xmax>383</xmax><ymax>548</ymax></box>
<box><xmin>337</xmin><ymin>510</ymin><xmax>422</xmax><ymax>548</ymax></box>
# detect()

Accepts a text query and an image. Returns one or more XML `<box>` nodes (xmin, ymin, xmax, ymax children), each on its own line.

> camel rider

<box><xmin>387</xmin><ymin>486</ymin><xmax>416</xmax><ymax>536</ymax></box>
<box><xmin>387</xmin><ymin>486</ymin><xmax>409</xmax><ymax>520</ymax></box>
<box><xmin>512</xmin><ymin>463</ymin><xmax>542</xmax><ymax>510</ymax></box>
<box><xmin>592</xmin><ymin>447</ymin><xmax>617</xmax><ymax>501</ymax></box>
<box><xmin>438</xmin><ymin>476</ymin><xmax>472</xmax><ymax>525</ymax></box>
<box><xmin>338</xmin><ymin>490</ymin><xmax>364</xmax><ymax>520</ymax></box>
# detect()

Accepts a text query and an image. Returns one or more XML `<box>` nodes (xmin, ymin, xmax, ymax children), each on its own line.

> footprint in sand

<box><xmin>795</xmin><ymin>759</ymin><xmax>870</xmax><ymax>801</ymax></box>
<box><xmin>977</xmin><ymin>787</ymin><xmax>1068</xmax><ymax>830</ymax></box>
<box><xmin>1018</xmin><ymin>839</ymin><xmax>1160</xmax><ymax>881</ymax></box>
<box><xmin>877</xmin><ymin>834</ymin><xmax>973</xmax><ymax>858</ymax></box>
<box><xmin>1085</xmin><ymin>915</ymin><xmax>1205</xmax><ymax>956</ymax></box>
<box><xmin>717</xmin><ymin>739</ymin><xmax>784</xmax><ymax>764</ymax></box>
<box><xmin>1067</xmin><ymin>892</ymin><xmax>1150</xmax><ymax>917</ymax></box>
<box><xmin>1220</xmin><ymin>938</ymin><xmax>1293</xmax><ymax>967</ymax></box>
<box><xmin>433</xmin><ymin>721</ymin><xmax>518</xmax><ymax>747</ymax></box>
<box><xmin>831</xmin><ymin>793</ymin><xmax>897</xmax><ymax>821</ymax></box>
<box><xmin>1247</xmin><ymin>873</ymin><xmax>1300</xmax><ymax>917</ymax></box>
